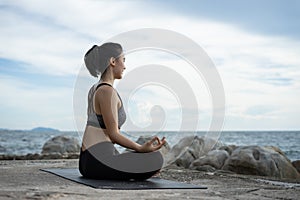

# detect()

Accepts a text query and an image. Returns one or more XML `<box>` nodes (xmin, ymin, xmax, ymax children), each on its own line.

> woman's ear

<box><xmin>109</xmin><ymin>57</ymin><xmax>115</xmax><ymax>66</ymax></box>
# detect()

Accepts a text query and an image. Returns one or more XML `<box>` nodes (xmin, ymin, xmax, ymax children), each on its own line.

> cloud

<box><xmin>244</xmin><ymin>105</ymin><xmax>279</xmax><ymax>118</ymax></box>
<box><xmin>0</xmin><ymin>74</ymin><xmax>75</xmax><ymax>130</ymax></box>
<box><xmin>0</xmin><ymin>0</ymin><xmax>299</xmax><ymax>130</ymax></box>
<box><xmin>155</xmin><ymin>0</ymin><xmax>300</xmax><ymax>39</ymax></box>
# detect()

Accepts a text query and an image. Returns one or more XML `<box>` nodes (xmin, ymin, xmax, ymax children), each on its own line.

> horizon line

<box><xmin>0</xmin><ymin>127</ymin><xmax>299</xmax><ymax>132</ymax></box>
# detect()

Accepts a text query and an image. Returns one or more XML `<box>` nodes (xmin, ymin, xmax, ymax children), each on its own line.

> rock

<box><xmin>42</xmin><ymin>135</ymin><xmax>80</xmax><ymax>155</ymax></box>
<box><xmin>166</xmin><ymin>136</ymin><xmax>202</xmax><ymax>168</ymax></box>
<box><xmin>222</xmin><ymin>146</ymin><xmax>300</xmax><ymax>179</ymax></box>
<box><xmin>0</xmin><ymin>154</ymin><xmax>12</xmax><ymax>160</ymax></box>
<box><xmin>218</xmin><ymin>145</ymin><xmax>237</xmax><ymax>155</ymax></box>
<box><xmin>24</xmin><ymin>153</ymin><xmax>41</xmax><ymax>160</ymax></box>
<box><xmin>165</xmin><ymin>136</ymin><xmax>222</xmax><ymax>168</ymax></box>
<box><xmin>292</xmin><ymin>160</ymin><xmax>300</xmax><ymax>174</ymax></box>
<box><xmin>0</xmin><ymin>152</ymin><xmax>79</xmax><ymax>160</ymax></box>
<box><xmin>41</xmin><ymin>153</ymin><xmax>64</xmax><ymax>159</ymax></box>
<box><xmin>164</xmin><ymin>135</ymin><xmax>195</xmax><ymax>164</ymax></box>
<box><xmin>190</xmin><ymin>150</ymin><xmax>229</xmax><ymax>170</ymax></box>
<box><xmin>264</xmin><ymin>146</ymin><xmax>291</xmax><ymax>161</ymax></box>
<box><xmin>190</xmin><ymin>164</ymin><xmax>216</xmax><ymax>172</ymax></box>
<box><xmin>63</xmin><ymin>153</ymin><xmax>79</xmax><ymax>159</ymax></box>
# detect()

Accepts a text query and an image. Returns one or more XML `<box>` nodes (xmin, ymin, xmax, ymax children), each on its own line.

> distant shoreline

<box><xmin>0</xmin><ymin>127</ymin><xmax>300</xmax><ymax>132</ymax></box>
<box><xmin>1</xmin><ymin>129</ymin><xmax>300</xmax><ymax>161</ymax></box>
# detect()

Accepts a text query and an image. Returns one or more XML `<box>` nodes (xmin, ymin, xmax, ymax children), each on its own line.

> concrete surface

<box><xmin>0</xmin><ymin>159</ymin><xmax>299</xmax><ymax>200</ymax></box>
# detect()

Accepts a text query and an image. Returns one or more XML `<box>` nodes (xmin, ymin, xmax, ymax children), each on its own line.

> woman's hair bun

<box><xmin>84</xmin><ymin>45</ymin><xmax>100</xmax><ymax>77</ymax></box>
<box><xmin>84</xmin><ymin>43</ymin><xmax>123</xmax><ymax>78</ymax></box>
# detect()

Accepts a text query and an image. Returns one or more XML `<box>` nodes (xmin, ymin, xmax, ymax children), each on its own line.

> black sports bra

<box><xmin>86</xmin><ymin>83</ymin><xmax>126</xmax><ymax>129</ymax></box>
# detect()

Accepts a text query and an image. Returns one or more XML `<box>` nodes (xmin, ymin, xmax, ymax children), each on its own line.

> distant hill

<box><xmin>31</xmin><ymin>127</ymin><xmax>60</xmax><ymax>132</ymax></box>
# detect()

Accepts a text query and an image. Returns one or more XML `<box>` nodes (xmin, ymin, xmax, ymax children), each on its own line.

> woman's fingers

<box><xmin>149</xmin><ymin>136</ymin><xmax>160</xmax><ymax>145</ymax></box>
<box><xmin>153</xmin><ymin>137</ymin><xmax>166</xmax><ymax>145</ymax></box>
<box><xmin>156</xmin><ymin>137</ymin><xmax>161</xmax><ymax>145</ymax></box>
<box><xmin>154</xmin><ymin>141</ymin><xmax>165</xmax><ymax>151</ymax></box>
<box><xmin>144</xmin><ymin>136</ymin><xmax>167</xmax><ymax>152</ymax></box>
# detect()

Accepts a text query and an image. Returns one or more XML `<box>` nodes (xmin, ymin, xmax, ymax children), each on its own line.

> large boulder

<box><xmin>42</xmin><ymin>135</ymin><xmax>80</xmax><ymax>155</ymax></box>
<box><xmin>222</xmin><ymin>146</ymin><xmax>300</xmax><ymax>179</ymax></box>
<box><xmin>292</xmin><ymin>160</ymin><xmax>300</xmax><ymax>174</ymax></box>
<box><xmin>165</xmin><ymin>136</ymin><xmax>222</xmax><ymax>168</ymax></box>
<box><xmin>218</xmin><ymin>145</ymin><xmax>238</xmax><ymax>156</ymax></box>
<box><xmin>190</xmin><ymin>149</ymin><xmax>229</xmax><ymax>170</ymax></box>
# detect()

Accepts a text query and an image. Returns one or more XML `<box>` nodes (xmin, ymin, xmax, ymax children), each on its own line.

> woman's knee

<box><xmin>151</xmin><ymin>151</ymin><xmax>164</xmax><ymax>168</ymax></box>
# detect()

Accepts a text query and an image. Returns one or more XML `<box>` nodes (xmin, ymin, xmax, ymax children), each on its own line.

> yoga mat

<box><xmin>41</xmin><ymin>168</ymin><xmax>207</xmax><ymax>190</ymax></box>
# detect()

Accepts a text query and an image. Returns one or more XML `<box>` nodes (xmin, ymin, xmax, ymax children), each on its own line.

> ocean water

<box><xmin>0</xmin><ymin>130</ymin><xmax>299</xmax><ymax>161</ymax></box>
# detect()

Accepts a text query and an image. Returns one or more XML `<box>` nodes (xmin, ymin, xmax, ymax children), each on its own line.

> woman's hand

<box><xmin>137</xmin><ymin>136</ymin><xmax>166</xmax><ymax>153</ymax></box>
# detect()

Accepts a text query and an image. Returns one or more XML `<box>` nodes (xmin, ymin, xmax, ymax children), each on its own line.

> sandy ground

<box><xmin>0</xmin><ymin>159</ymin><xmax>299</xmax><ymax>200</ymax></box>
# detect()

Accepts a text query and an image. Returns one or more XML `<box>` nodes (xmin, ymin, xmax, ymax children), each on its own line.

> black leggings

<box><xmin>79</xmin><ymin>142</ymin><xmax>163</xmax><ymax>180</ymax></box>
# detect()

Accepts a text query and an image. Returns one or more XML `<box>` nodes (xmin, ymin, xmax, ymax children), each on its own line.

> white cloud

<box><xmin>0</xmin><ymin>74</ymin><xmax>75</xmax><ymax>130</ymax></box>
<box><xmin>0</xmin><ymin>0</ymin><xmax>299</xmax><ymax>130</ymax></box>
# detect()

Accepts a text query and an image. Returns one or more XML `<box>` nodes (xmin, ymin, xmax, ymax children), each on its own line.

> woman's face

<box><xmin>113</xmin><ymin>54</ymin><xmax>126</xmax><ymax>79</ymax></box>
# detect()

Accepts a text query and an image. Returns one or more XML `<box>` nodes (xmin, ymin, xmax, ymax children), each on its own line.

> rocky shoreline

<box><xmin>1</xmin><ymin>135</ymin><xmax>300</xmax><ymax>181</ymax></box>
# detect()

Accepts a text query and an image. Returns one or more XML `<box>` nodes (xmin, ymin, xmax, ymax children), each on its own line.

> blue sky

<box><xmin>0</xmin><ymin>0</ymin><xmax>299</xmax><ymax>131</ymax></box>
<box><xmin>159</xmin><ymin>0</ymin><xmax>300</xmax><ymax>39</ymax></box>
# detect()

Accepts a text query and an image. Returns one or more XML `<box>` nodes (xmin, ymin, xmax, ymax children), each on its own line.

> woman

<box><xmin>79</xmin><ymin>42</ymin><xmax>166</xmax><ymax>180</ymax></box>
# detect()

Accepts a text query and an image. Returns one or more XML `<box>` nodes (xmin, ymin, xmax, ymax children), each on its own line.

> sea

<box><xmin>0</xmin><ymin>129</ymin><xmax>299</xmax><ymax>161</ymax></box>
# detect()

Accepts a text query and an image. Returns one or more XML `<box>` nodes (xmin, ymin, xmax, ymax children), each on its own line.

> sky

<box><xmin>0</xmin><ymin>0</ymin><xmax>299</xmax><ymax>131</ymax></box>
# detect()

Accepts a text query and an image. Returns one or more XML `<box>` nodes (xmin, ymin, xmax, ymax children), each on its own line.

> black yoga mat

<box><xmin>41</xmin><ymin>168</ymin><xmax>207</xmax><ymax>190</ymax></box>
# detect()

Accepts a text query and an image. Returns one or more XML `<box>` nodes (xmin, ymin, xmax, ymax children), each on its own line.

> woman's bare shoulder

<box><xmin>94</xmin><ymin>85</ymin><xmax>118</xmax><ymax>102</ymax></box>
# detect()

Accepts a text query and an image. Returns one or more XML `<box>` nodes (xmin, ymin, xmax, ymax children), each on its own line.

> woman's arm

<box><xmin>96</xmin><ymin>86</ymin><xmax>165</xmax><ymax>152</ymax></box>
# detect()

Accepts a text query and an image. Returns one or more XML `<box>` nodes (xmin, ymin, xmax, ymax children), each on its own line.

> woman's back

<box><xmin>82</xmin><ymin>83</ymin><xmax>114</xmax><ymax>151</ymax></box>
